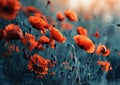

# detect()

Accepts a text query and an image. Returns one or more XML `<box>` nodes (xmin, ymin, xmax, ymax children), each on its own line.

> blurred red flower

<box><xmin>0</xmin><ymin>0</ymin><xmax>21</xmax><ymax>20</ymax></box>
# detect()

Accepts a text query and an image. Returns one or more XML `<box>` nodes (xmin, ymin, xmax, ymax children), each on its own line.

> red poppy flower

<box><xmin>34</xmin><ymin>13</ymin><xmax>42</xmax><ymax>17</ymax></box>
<box><xmin>94</xmin><ymin>31</ymin><xmax>100</xmax><ymax>38</ymax></box>
<box><xmin>64</xmin><ymin>9</ymin><xmax>78</xmax><ymax>21</ymax></box>
<box><xmin>35</xmin><ymin>13</ymin><xmax>48</xmax><ymax>26</ymax></box>
<box><xmin>0</xmin><ymin>0</ymin><xmax>21</xmax><ymax>20</ymax></box>
<box><xmin>28</xmin><ymin>54</ymin><xmax>50</xmax><ymax>76</ymax></box>
<box><xmin>83</xmin><ymin>14</ymin><xmax>91</xmax><ymax>20</ymax></box>
<box><xmin>21</xmin><ymin>32</ymin><xmax>38</xmax><ymax>51</ymax></box>
<box><xmin>102</xmin><ymin>49</ymin><xmax>111</xmax><ymax>56</ymax></box>
<box><xmin>57</xmin><ymin>12</ymin><xmax>65</xmax><ymax>21</ymax></box>
<box><xmin>49</xmin><ymin>26</ymin><xmax>66</xmax><ymax>43</ymax></box>
<box><xmin>4</xmin><ymin>24</ymin><xmax>23</xmax><ymax>41</ymax></box>
<box><xmin>61</xmin><ymin>22</ymin><xmax>73</xmax><ymax>30</ymax></box>
<box><xmin>29</xmin><ymin>15</ymin><xmax>49</xmax><ymax>34</ymax></box>
<box><xmin>73</xmin><ymin>35</ymin><xmax>95</xmax><ymax>53</ymax></box>
<box><xmin>37</xmin><ymin>35</ymin><xmax>55</xmax><ymax>49</ymax></box>
<box><xmin>22</xmin><ymin>6</ymin><xmax>41</xmax><ymax>16</ymax></box>
<box><xmin>97</xmin><ymin>61</ymin><xmax>112</xmax><ymax>73</ymax></box>
<box><xmin>38</xmin><ymin>35</ymin><xmax>50</xmax><ymax>44</ymax></box>
<box><xmin>96</xmin><ymin>44</ymin><xmax>111</xmax><ymax>57</ymax></box>
<box><xmin>36</xmin><ymin>35</ymin><xmax>50</xmax><ymax>50</ymax></box>
<box><xmin>76</xmin><ymin>26</ymin><xmax>87</xmax><ymax>36</ymax></box>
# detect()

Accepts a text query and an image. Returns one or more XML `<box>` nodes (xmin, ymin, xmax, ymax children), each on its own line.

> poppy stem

<box><xmin>86</xmin><ymin>53</ymin><xmax>93</xmax><ymax>81</ymax></box>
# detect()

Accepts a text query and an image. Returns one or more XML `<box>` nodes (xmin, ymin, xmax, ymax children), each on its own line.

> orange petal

<box><xmin>29</xmin><ymin>16</ymin><xmax>48</xmax><ymax>34</ymax></box>
<box><xmin>50</xmin><ymin>40</ymin><xmax>55</xmax><ymax>49</ymax></box>
<box><xmin>73</xmin><ymin>35</ymin><xmax>95</xmax><ymax>53</ymax></box>
<box><xmin>102</xmin><ymin>48</ymin><xmax>111</xmax><ymax>57</ymax></box>
<box><xmin>64</xmin><ymin>9</ymin><xmax>78</xmax><ymax>21</ymax></box>
<box><xmin>96</xmin><ymin>44</ymin><xmax>110</xmax><ymax>57</ymax></box>
<box><xmin>96</xmin><ymin>45</ymin><xmax>106</xmax><ymax>55</ymax></box>
<box><xmin>50</xmin><ymin>27</ymin><xmax>66</xmax><ymax>43</ymax></box>
<box><xmin>97</xmin><ymin>61</ymin><xmax>112</xmax><ymax>73</ymax></box>
<box><xmin>21</xmin><ymin>32</ymin><xmax>37</xmax><ymax>51</ymax></box>
<box><xmin>38</xmin><ymin>35</ymin><xmax>50</xmax><ymax>44</ymax></box>
<box><xmin>76</xmin><ymin>26</ymin><xmax>87</xmax><ymax>36</ymax></box>
<box><xmin>28</xmin><ymin>39</ymin><xmax>38</xmax><ymax>51</ymax></box>
<box><xmin>57</xmin><ymin>12</ymin><xmax>65</xmax><ymax>21</ymax></box>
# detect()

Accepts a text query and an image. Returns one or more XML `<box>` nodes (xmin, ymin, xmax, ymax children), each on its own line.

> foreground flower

<box><xmin>73</xmin><ymin>35</ymin><xmax>95</xmax><ymax>53</ymax></box>
<box><xmin>0</xmin><ymin>0</ymin><xmax>21</xmax><ymax>20</ymax></box>
<box><xmin>28</xmin><ymin>54</ymin><xmax>52</xmax><ymax>78</ymax></box>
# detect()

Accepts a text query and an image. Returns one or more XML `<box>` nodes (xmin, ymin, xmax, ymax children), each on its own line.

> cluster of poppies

<box><xmin>57</xmin><ymin>9</ymin><xmax>78</xmax><ymax>22</ymax></box>
<box><xmin>0</xmin><ymin>0</ymin><xmax>67</xmax><ymax>78</ymax></box>
<box><xmin>0</xmin><ymin>0</ymin><xmax>113</xmax><ymax>79</ymax></box>
<box><xmin>73</xmin><ymin>26</ymin><xmax>112</xmax><ymax>72</ymax></box>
